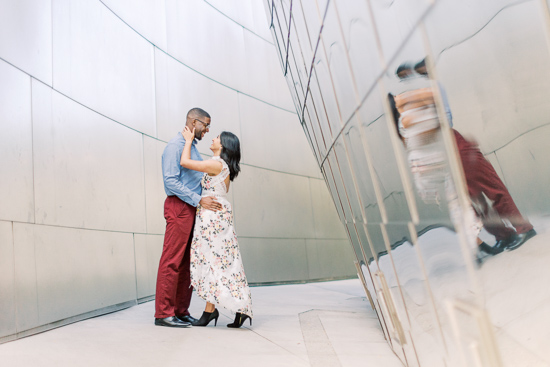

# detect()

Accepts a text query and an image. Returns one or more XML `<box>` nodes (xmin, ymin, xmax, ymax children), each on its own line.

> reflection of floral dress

<box><xmin>190</xmin><ymin>156</ymin><xmax>253</xmax><ymax>317</ymax></box>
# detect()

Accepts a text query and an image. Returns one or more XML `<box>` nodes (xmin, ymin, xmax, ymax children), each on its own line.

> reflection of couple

<box><xmin>154</xmin><ymin>108</ymin><xmax>252</xmax><ymax>329</ymax></box>
<box><xmin>390</xmin><ymin>60</ymin><xmax>536</xmax><ymax>256</ymax></box>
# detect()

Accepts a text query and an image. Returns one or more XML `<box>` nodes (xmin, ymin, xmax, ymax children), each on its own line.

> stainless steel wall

<box><xmin>0</xmin><ymin>0</ymin><xmax>356</xmax><ymax>343</ymax></box>
<box><xmin>266</xmin><ymin>0</ymin><xmax>550</xmax><ymax>366</ymax></box>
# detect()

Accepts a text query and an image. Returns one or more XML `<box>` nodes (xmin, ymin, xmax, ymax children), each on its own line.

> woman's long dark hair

<box><xmin>220</xmin><ymin>131</ymin><xmax>241</xmax><ymax>181</ymax></box>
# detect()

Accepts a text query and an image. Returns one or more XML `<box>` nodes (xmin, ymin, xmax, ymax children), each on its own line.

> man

<box><xmin>154</xmin><ymin>108</ymin><xmax>222</xmax><ymax>328</ymax></box>
<box><xmin>393</xmin><ymin>60</ymin><xmax>536</xmax><ymax>254</ymax></box>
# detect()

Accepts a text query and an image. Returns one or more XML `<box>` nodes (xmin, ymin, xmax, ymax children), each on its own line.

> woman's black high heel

<box><xmin>194</xmin><ymin>309</ymin><xmax>219</xmax><ymax>327</ymax></box>
<box><xmin>227</xmin><ymin>312</ymin><xmax>252</xmax><ymax>328</ymax></box>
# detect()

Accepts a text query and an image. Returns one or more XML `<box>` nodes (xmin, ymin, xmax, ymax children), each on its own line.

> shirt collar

<box><xmin>178</xmin><ymin>132</ymin><xmax>198</xmax><ymax>145</ymax></box>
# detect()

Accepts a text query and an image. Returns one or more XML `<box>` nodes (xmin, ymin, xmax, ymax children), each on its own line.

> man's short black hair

<box><xmin>414</xmin><ymin>58</ymin><xmax>428</xmax><ymax>76</ymax></box>
<box><xmin>396</xmin><ymin>62</ymin><xmax>412</xmax><ymax>78</ymax></box>
<box><xmin>187</xmin><ymin>107</ymin><xmax>211</xmax><ymax>120</ymax></box>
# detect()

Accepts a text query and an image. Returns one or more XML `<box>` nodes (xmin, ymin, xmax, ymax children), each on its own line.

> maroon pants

<box><xmin>154</xmin><ymin>196</ymin><xmax>195</xmax><ymax>318</ymax></box>
<box><xmin>453</xmin><ymin>130</ymin><xmax>533</xmax><ymax>240</ymax></box>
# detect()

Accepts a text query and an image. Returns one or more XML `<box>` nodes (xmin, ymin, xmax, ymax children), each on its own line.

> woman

<box><xmin>180</xmin><ymin>126</ymin><xmax>253</xmax><ymax>328</ymax></box>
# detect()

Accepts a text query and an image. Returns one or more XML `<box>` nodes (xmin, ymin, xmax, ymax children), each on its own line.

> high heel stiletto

<box><xmin>194</xmin><ymin>309</ymin><xmax>219</xmax><ymax>327</ymax></box>
<box><xmin>227</xmin><ymin>312</ymin><xmax>252</xmax><ymax>328</ymax></box>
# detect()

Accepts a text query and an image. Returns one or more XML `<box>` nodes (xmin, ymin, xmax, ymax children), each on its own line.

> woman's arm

<box><xmin>180</xmin><ymin>127</ymin><xmax>223</xmax><ymax>175</ymax></box>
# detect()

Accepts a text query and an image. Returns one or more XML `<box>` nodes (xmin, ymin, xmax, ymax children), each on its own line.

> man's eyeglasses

<box><xmin>195</xmin><ymin>118</ymin><xmax>210</xmax><ymax>129</ymax></box>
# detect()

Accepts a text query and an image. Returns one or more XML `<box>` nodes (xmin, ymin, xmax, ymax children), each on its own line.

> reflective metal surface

<box><xmin>268</xmin><ymin>0</ymin><xmax>550</xmax><ymax>365</ymax></box>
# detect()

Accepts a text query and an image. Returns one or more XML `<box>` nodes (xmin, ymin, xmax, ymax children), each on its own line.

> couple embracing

<box><xmin>154</xmin><ymin>108</ymin><xmax>253</xmax><ymax>329</ymax></box>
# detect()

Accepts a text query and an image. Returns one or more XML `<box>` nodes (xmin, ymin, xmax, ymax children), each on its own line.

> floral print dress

<box><xmin>190</xmin><ymin>156</ymin><xmax>253</xmax><ymax>317</ymax></box>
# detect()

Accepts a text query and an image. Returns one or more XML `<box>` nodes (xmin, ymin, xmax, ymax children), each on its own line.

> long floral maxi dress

<box><xmin>190</xmin><ymin>156</ymin><xmax>253</xmax><ymax>317</ymax></box>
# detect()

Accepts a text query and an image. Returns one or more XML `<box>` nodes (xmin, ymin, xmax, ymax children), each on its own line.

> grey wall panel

<box><xmin>134</xmin><ymin>234</ymin><xmax>163</xmax><ymax>299</ymax></box>
<box><xmin>12</xmin><ymin>223</ymin><xmax>39</xmax><ymax>332</ymax></box>
<box><xmin>493</xmin><ymin>125</ymin><xmax>550</xmax><ymax>216</ymax></box>
<box><xmin>0</xmin><ymin>221</ymin><xmax>16</xmax><ymax>338</ymax></box>
<box><xmin>205</xmin><ymin>0</ymin><xmax>274</xmax><ymax>41</ymax></box>
<box><xmin>32</xmin><ymin>82</ymin><xmax>147</xmax><ymax>233</ymax></box>
<box><xmin>204</xmin><ymin>0</ymin><xmax>255</xmax><ymax>34</ymax></box>
<box><xmin>101</xmin><ymin>0</ymin><xmax>168</xmax><ymax>50</ymax></box>
<box><xmin>232</xmin><ymin>166</ymin><xmax>315</xmax><ymax>239</ymax></box>
<box><xmin>242</xmin><ymin>29</ymin><xmax>295</xmax><ymax>112</ymax></box>
<box><xmin>0</xmin><ymin>0</ymin><xmax>52</xmax><ymax>85</ymax></box>
<box><xmin>134</xmin><ymin>234</ymin><xmax>148</xmax><ymax>299</ymax></box>
<box><xmin>305</xmin><ymin>239</ymin><xmax>356</xmax><ymax>280</ymax></box>
<box><xmin>165</xmin><ymin>0</ymin><xmax>247</xmax><ymax>94</ymax></box>
<box><xmin>52</xmin><ymin>0</ymin><xmax>156</xmax><ymax>136</ymax></box>
<box><xmin>308</xmin><ymin>178</ymin><xmax>347</xmax><ymax>239</ymax></box>
<box><xmin>238</xmin><ymin>93</ymin><xmax>319</xmax><ymax>177</ymax></box>
<box><xmin>154</xmin><ymin>48</ymin><xmax>242</xmax><ymax>151</ymax></box>
<box><xmin>239</xmin><ymin>237</ymin><xmax>309</xmax><ymax>283</ymax></box>
<box><xmin>250</xmin><ymin>1</ymin><xmax>275</xmax><ymax>41</ymax></box>
<box><xmin>0</xmin><ymin>61</ymin><xmax>34</xmax><ymax>223</ymax></box>
<box><xmin>146</xmin><ymin>235</ymin><xmax>163</xmax><ymax>297</ymax></box>
<box><xmin>29</xmin><ymin>224</ymin><xmax>136</xmax><ymax>325</ymax></box>
<box><xmin>143</xmin><ymin>135</ymin><xmax>166</xmax><ymax>235</ymax></box>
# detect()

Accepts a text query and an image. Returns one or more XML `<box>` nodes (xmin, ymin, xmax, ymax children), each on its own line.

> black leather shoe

<box><xmin>506</xmin><ymin>229</ymin><xmax>536</xmax><ymax>251</ymax></box>
<box><xmin>493</xmin><ymin>235</ymin><xmax>516</xmax><ymax>252</ymax></box>
<box><xmin>478</xmin><ymin>241</ymin><xmax>503</xmax><ymax>256</ymax></box>
<box><xmin>154</xmin><ymin>316</ymin><xmax>191</xmax><ymax>328</ymax></box>
<box><xmin>177</xmin><ymin>315</ymin><xmax>198</xmax><ymax>324</ymax></box>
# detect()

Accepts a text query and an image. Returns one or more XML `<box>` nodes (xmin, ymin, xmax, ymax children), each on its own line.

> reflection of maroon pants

<box><xmin>154</xmin><ymin>196</ymin><xmax>195</xmax><ymax>318</ymax></box>
<box><xmin>453</xmin><ymin>130</ymin><xmax>533</xmax><ymax>240</ymax></box>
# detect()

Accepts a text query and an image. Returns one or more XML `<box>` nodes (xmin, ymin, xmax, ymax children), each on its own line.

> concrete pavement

<box><xmin>0</xmin><ymin>279</ymin><xmax>403</xmax><ymax>367</ymax></box>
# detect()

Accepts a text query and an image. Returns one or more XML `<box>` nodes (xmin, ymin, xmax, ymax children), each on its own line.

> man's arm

<box><xmin>438</xmin><ymin>82</ymin><xmax>453</xmax><ymax>126</ymax></box>
<box><xmin>162</xmin><ymin>141</ymin><xmax>222</xmax><ymax>211</ymax></box>
<box><xmin>162</xmin><ymin>143</ymin><xmax>202</xmax><ymax>207</ymax></box>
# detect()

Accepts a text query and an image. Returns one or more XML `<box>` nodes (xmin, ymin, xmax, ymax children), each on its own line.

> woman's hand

<box><xmin>183</xmin><ymin>126</ymin><xmax>195</xmax><ymax>142</ymax></box>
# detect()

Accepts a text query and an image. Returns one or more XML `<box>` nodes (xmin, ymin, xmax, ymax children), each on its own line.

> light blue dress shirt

<box><xmin>162</xmin><ymin>132</ymin><xmax>203</xmax><ymax>207</ymax></box>
<box><xmin>438</xmin><ymin>81</ymin><xmax>453</xmax><ymax>127</ymax></box>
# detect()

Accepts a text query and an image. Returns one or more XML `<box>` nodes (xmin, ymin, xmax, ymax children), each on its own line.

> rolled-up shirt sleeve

<box><xmin>162</xmin><ymin>143</ymin><xmax>201</xmax><ymax>207</ymax></box>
